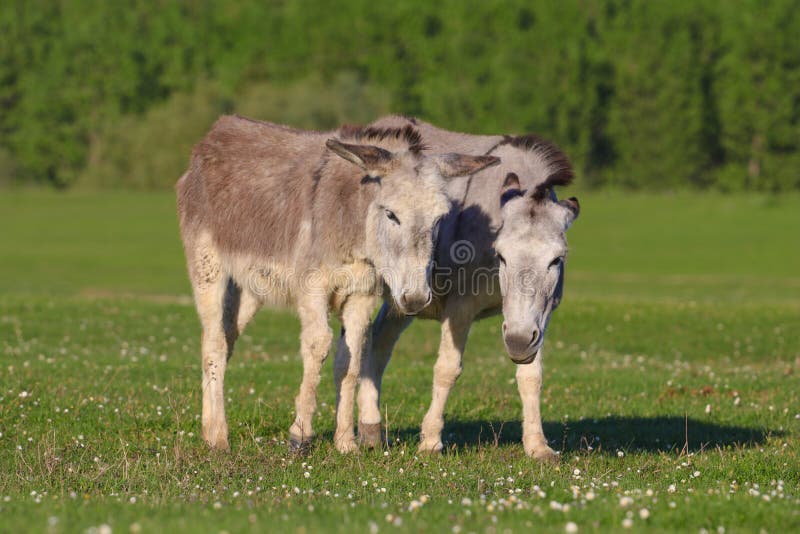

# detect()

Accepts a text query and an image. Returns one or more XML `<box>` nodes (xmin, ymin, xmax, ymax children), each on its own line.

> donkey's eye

<box><xmin>385</xmin><ymin>210</ymin><xmax>400</xmax><ymax>224</ymax></box>
<box><xmin>549</xmin><ymin>257</ymin><xmax>564</xmax><ymax>269</ymax></box>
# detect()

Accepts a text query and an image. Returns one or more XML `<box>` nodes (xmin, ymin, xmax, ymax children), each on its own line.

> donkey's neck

<box><xmin>449</xmin><ymin>173</ymin><xmax>503</xmax><ymax>225</ymax></box>
<box><xmin>308</xmin><ymin>155</ymin><xmax>377</xmax><ymax>266</ymax></box>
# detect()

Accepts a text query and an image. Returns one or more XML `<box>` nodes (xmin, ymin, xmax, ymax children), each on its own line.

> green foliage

<box><xmin>713</xmin><ymin>0</ymin><xmax>800</xmax><ymax>191</ymax></box>
<box><xmin>79</xmin><ymin>83</ymin><xmax>231</xmax><ymax>190</ymax></box>
<box><xmin>80</xmin><ymin>73</ymin><xmax>390</xmax><ymax>189</ymax></box>
<box><xmin>0</xmin><ymin>146</ymin><xmax>18</xmax><ymax>186</ymax></box>
<box><xmin>1</xmin><ymin>0</ymin><xmax>799</xmax><ymax>190</ymax></box>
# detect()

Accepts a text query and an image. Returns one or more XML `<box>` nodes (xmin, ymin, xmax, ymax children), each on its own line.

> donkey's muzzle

<box><xmin>398</xmin><ymin>290</ymin><xmax>432</xmax><ymax>316</ymax></box>
<box><xmin>503</xmin><ymin>326</ymin><xmax>540</xmax><ymax>364</ymax></box>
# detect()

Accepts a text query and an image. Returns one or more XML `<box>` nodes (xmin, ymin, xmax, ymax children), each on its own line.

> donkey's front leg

<box><xmin>333</xmin><ymin>294</ymin><xmax>375</xmax><ymax>453</ymax></box>
<box><xmin>516</xmin><ymin>351</ymin><xmax>557</xmax><ymax>461</ymax></box>
<box><xmin>357</xmin><ymin>303</ymin><xmax>413</xmax><ymax>448</ymax></box>
<box><xmin>419</xmin><ymin>302</ymin><xmax>472</xmax><ymax>453</ymax></box>
<box><xmin>289</xmin><ymin>295</ymin><xmax>333</xmax><ymax>451</ymax></box>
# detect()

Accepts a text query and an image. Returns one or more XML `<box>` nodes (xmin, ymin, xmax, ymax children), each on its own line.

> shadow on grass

<box><xmin>386</xmin><ymin>416</ymin><xmax>778</xmax><ymax>454</ymax></box>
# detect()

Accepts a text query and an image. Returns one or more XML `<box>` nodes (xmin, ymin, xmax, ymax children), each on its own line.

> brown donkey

<box><xmin>176</xmin><ymin>115</ymin><xmax>499</xmax><ymax>453</ymax></box>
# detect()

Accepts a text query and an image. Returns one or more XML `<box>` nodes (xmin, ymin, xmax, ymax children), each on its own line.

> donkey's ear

<box><xmin>434</xmin><ymin>153</ymin><xmax>500</xmax><ymax>179</ymax></box>
<box><xmin>500</xmin><ymin>172</ymin><xmax>523</xmax><ymax>207</ymax></box>
<box><xmin>559</xmin><ymin>197</ymin><xmax>580</xmax><ymax>222</ymax></box>
<box><xmin>326</xmin><ymin>139</ymin><xmax>394</xmax><ymax>176</ymax></box>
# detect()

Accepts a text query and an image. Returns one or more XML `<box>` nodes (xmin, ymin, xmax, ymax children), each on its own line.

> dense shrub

<box><xmin>1</xmin><ymin>0</ymin><xmax>798</xmax><ymax>191</ymax></box>
<box><xmin>80</xmin><ymin>74</ymin><xmax>390</xmax><ymax>189</ymax></box>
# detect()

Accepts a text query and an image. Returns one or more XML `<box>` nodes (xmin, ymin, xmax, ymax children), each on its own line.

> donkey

<box><xmin>176</xmin><ymin>115</ymin><xmax>499</xmax><ymax>453</ymax></box>
<box><xmin>351</xmin><ymin>116</ymin><xmax>579</xmax><ymax>460</ymax></box>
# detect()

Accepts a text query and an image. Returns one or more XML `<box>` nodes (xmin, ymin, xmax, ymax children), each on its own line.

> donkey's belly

<box><xmin>229</xmin><ymin>256</ymin><xmax>296</xmax><ymax>308</ymax></box>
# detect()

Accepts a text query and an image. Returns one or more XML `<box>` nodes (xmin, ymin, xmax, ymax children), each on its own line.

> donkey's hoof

<box><xmin>358</xmin><ymin>423</ymin><xmax>383</xmax><ymax>448</ymax></box>
<box><xmin>418</xmin><ymin>439</ymin><xmax>444</xmax><ymax>454</ymax></box>
<box><xmin>203</xmin><ymin>426</ymin><xmax>230</xmax><ymax>451</ymax></box>
<box><xmin>529</xmin><ymin>446</ymin><xmax>559</xmax><ymax>463</ymax></box>
<box><xmin>289</xmin><ymin>437</ymin><xmax>313</xmax><ymax>456</ymax></box>
<box><xmin>335</xmin><ymin>437</ymin><xmax>360</xmax><ymax>454</ymax></box>
<box><xmin>205</xmin><ymin>438</ymin><xmax>230</xmax><ymax>452</ymax></box>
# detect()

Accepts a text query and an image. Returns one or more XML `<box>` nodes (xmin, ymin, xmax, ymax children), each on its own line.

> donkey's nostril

<box><xmin>531</xmin><ymin>329</ymin><xmax>540</xmax><ymax>345</ymax></box>
<box><xmin>502</xmin><ymin>323</ymin><xmax>508</xmax><ymax>333</ymax></box>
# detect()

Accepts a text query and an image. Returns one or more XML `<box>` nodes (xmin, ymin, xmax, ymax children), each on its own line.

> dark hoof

<box><xmin>289</xmin><ymin>437</ymin><xmax>313</xmax><ymax>456</ymax></box>
<box><xmin>358</xmin><ymin>423</ymin><xmax>384</xmax><ymax>448</ymax></box>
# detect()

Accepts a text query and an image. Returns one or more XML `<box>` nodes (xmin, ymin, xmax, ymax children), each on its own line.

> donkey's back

<box><xmin>177</xmin><ymin>115</ymin><xmax>325</xmax><ymax>263</ymax></box>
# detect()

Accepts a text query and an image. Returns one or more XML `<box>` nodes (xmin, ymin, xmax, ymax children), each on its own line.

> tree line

<box><xmin>1</xmin><ymin>0</ymin><xmax>798</xmax><ymax>191</ymax></box>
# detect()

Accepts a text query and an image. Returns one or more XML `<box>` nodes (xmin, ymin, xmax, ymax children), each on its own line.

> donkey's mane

<box><xmin>501</xmin><ymin>134</ymin><xmax>574</xmax><ymax>201</ymax></box>
<box><xmin>338</xmin><ymin>124</ymin><xmax>427</xmax><ymax>154</ymax></box>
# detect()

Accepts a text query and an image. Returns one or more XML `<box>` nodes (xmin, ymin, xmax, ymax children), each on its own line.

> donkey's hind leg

<box><xmin>199</xmin><ymin>278</ymin><xmax>261</xmax><ymax>451</ymax></box>
<box><xmin>188</xmin><ymin>239</ymin><xmax>232</xmax><ymax>451</ymax></box>
<box><xmin>222</xmin><ymin>279</ymin><xmax>262</xmax><ymax>348</ymax></box>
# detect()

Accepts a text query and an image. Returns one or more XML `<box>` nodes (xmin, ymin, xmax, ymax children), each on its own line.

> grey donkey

<box><xmin>176</xmin><ymin>115</ymin><xmax>499</xmax><ymax>453</ymax></box>
<box><xmin>351</xmin><ymin>116</ymin><xmax>579</xmax><ymax>460</ymax></box>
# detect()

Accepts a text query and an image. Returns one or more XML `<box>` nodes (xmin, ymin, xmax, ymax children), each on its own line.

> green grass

<box><xmin>1</xmin><ymin>191</ymin><xmax>799</xmax><ymax>532</ymax></box>
<box><xmin>1</xmin><ymin>190</ymin><xmax>798</xmax><ymax>300</ymax></box>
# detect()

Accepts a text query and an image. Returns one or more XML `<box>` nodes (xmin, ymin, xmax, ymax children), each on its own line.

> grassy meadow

<box><xmin>0</xmin><ymin>190</ymin><xmax>798</xmax><ymax>532</ymax></box>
